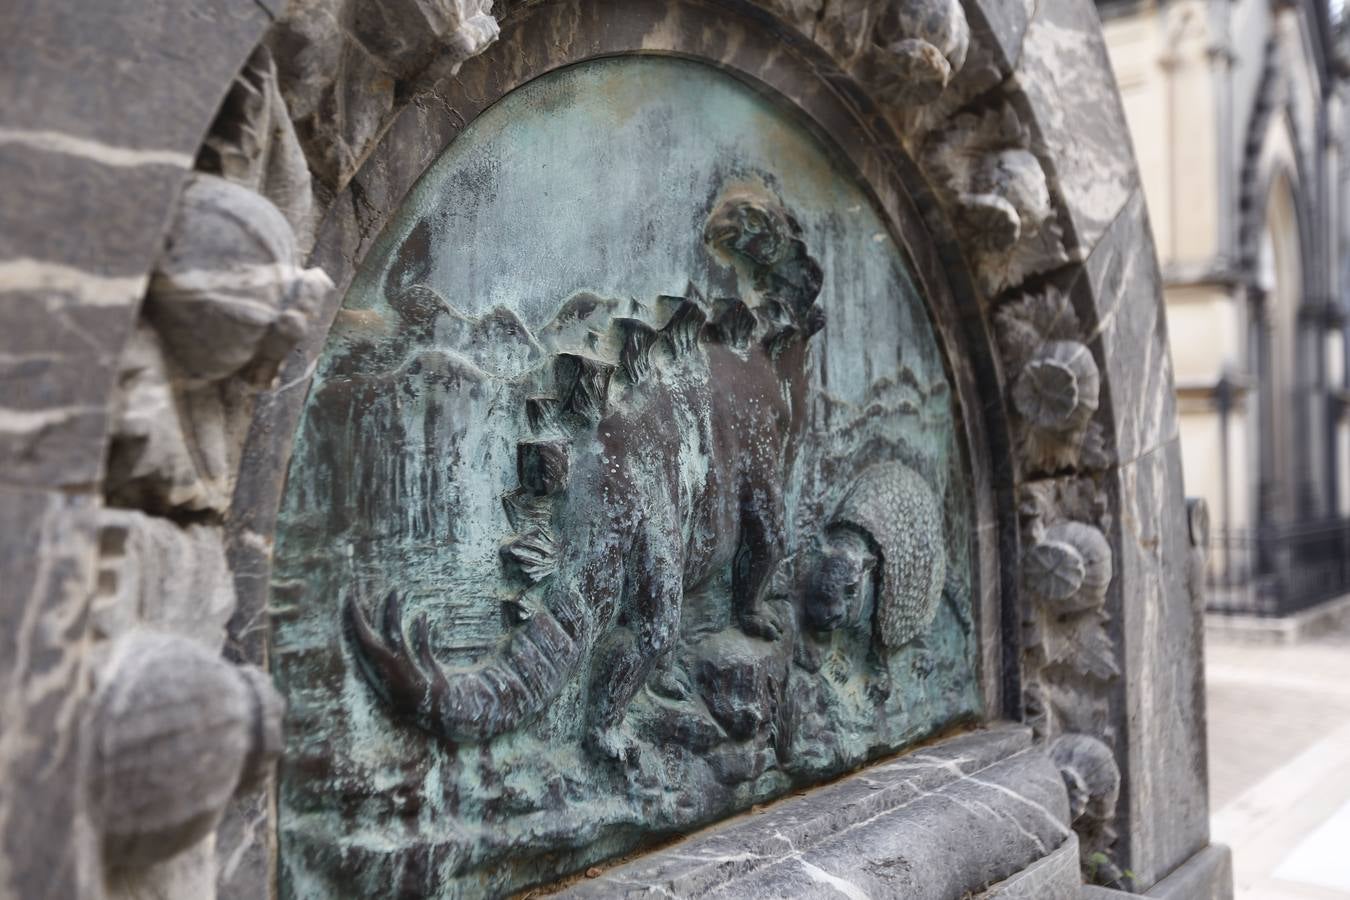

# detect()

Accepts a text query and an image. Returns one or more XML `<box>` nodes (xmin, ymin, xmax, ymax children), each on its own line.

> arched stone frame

<box><xmin>0</xmin><ymin>0</ymin><xmax>1224</xmax><ymax>897</ymax></box>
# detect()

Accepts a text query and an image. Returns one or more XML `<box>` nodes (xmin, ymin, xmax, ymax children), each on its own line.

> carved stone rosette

<box><xmin>995</xmin><ymin>286</ymin><xmax>1108</xmax><ymax>477</ymax></box>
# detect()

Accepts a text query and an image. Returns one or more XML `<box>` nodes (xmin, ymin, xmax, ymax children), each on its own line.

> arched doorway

<box><xmin>1255</xmin><ymin>171</ymin><xmax>1305</xmax><ymax>527</ymax></box>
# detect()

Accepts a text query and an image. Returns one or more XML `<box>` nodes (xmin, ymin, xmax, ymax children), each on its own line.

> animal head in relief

<box><xmin>805</xmin><ymin>528</ymin><xmax>876</xmax><ymax>633</ymax></box>
<box><xmin>704</xmin><ymin>186</ymin><xmax>824</xmax><ymax>328</ymax></box>
<box><xmin>704</xmin><ymin>190</ymin><xmax>799</xmax><ymax>268</ymax></box>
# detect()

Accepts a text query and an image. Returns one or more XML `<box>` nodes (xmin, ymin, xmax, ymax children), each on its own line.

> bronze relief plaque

<box><xmin>273</xmin><ymin>55</ymin><xmax>980</xmax><ymax>897</ymax></box>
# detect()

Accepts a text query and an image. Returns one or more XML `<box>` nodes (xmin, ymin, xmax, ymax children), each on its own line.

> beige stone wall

<box><xmin>1100</xmin><ymin>0</ymin><xmax>1348</xmax><ymax>536</ymax></box>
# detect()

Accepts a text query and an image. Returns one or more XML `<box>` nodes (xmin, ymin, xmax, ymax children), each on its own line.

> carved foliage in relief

<box><xmin>995</xmin><ymin>286</ymin><xmax>1106</xmax><ymax>476</ymax></box>
<box><xmin>1020</xmin><ymin>477</ymin><xmax>1123</xmax><ymax>886</ymax></box>
<box><xmin>763</xmin><ymin>0</ymin><xmax>971</xmax><ymax>108</ymax></box>
<box><xmin>924</xmin><ymin>105</ymin><xmax>1065</xmax><ymax>294</ymax></box>
<box><xmin>94</xmin><ymin>167</ymin><xmax>327</xmax><ymax>883</ymax></box>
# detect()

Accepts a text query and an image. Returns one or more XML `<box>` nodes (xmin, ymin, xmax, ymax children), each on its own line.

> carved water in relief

<box><xmin>272</xmin><ymin>56</ymin><xmax>979</xmax><ymax>897</ymax></box>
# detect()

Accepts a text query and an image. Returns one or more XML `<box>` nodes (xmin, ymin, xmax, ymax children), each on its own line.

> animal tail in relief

<box><xmin>344</xmin><ymin>586</ymin><xmax>586</xmax><ymax>743</ymax></box>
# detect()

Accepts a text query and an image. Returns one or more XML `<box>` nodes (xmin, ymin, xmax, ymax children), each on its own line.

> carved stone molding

<box><xmin>1018</xmin><ymin>478</ymin><xmax>1116</xmax><ymax>731</ymax></box>
<box><xmin>89</xmin><ymin>168</ymin><xmax>331</xmax><ymax>894</ymax></box>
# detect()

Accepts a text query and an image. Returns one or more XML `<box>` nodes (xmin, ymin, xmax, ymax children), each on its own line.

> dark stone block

<box><xmin>0</xmin><ymin>486</ymin><xmax>100</xmax><ymax>899</ymax></box>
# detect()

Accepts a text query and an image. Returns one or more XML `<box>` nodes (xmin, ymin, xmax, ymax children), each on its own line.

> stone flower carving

<box><xmin>926</xmin><ymin>107</ymin><xmax>1052</xmax><ymax>252</ymax></box>
<box><xmin>145</xmin><ymin>174</ymin><xmax>327</xmax><ymax>383</ymax></box>
<box><xmin>90</xmin><ymin>633</ymin><xmax>284</xmax><ymax>872</ymax></box>
<box><xmin>923</xmin><ymin>104</ymin><xmax>1068</xmax><ymax>294</ymax></box>
<box><xmin>1051</xmin><ymin>733</ymin><xmax>1124</xmax><ymax>887</ymax></box>
<box><xmin>1018</xmin><ymin>479</ymin><xmax>1118</xmax><ymax>741</ymax></box>
<box><xmin>107</xmin><ymin>174</ymin><xmax>330</xmax><ymax>513</ymax></box>
<box><xmin>857</xmin><ymin>0</ymin><xmax>971</xmax><ymax>105</ymax></box>
<box><xmin>995</xmin><ymin>286</ymin><xmax>1107</xmax><ymax>475</ymax></box>
<box><xmin>1024</xmin><ymin>520</ymin><xmax>1112</xmax><ymax>615</ymax></box>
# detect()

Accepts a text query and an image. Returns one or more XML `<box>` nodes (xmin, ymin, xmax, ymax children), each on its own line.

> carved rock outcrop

<box><xmin>995</xmin><ymin>287</ymin><xmax>1106</xmax><ymax>475</ymax></box>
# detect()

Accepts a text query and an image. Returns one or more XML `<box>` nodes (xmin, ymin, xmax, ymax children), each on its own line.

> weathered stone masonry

<box><xmin>0</xmin><ymin>0</ymin><xmax>1228</xmax><ymax>897</ymax></box>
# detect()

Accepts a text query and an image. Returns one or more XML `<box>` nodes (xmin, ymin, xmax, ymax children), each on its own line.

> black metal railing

<box><xmin>1206</xmin><ymin>518</ymin><xmax>1350</xmax><ymax>617</ymax></box>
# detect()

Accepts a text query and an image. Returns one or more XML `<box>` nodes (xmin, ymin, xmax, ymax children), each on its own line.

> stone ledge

<box><xmin>978</xmin><ymin>833</ymin><xmax>1082</xmax><ymax>899</ymax></box>
<box><xmin>1081</xmin><ymin>844</ymin><xmax>1232</xmax><ymax>899</ymax></box>
<box><xmin>1207</xmin><ymin>593</ymin><xmax>1350</xmax><ymax>644</ymax></box>
<box><xmin>1143</xmin><ymin>844</ymin><xmax>1233</xmax><ymax>900</ymax></box>
<box><xmin>557</xmin><ymin>724</ymin><xmax>1072</xmax><ymax>899</ymax></box>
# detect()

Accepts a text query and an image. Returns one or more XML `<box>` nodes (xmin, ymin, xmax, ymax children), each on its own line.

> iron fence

<box><xmin>1206</xmin><ymin>518</ymin><xmax>1350</xmax><ymax>617</ymax></box>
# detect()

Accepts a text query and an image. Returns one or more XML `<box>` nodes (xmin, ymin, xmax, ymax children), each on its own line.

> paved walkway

<box><xmin>1206</xmin><ymin>629</ymin><xmax>1350</xmax><ymax>899</ymax></box>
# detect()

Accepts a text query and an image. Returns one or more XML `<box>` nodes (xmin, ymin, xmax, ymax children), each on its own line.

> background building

<box><xmin>1100</xmin><ymin>0</ymin><xmax>1350</xmax><ymax>616</ymax></box>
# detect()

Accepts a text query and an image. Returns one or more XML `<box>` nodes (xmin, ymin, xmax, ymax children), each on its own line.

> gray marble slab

<box><xmin>1014</xmin><ymin>0</ymin><xmax>1140</xmax><ymax>252</ymax></box>
<box><xmin>1111</xmin><ymin>439</ymin><xmax>1212</xmax><ymax>886</ymax></box>
<box><xmin>978</xmin><ymin>833</ymin><xmax>1083</xmax><ymax>899</ymax></box>
<box><xmin>559</xmin><ymin>725</ymin><xmax>1072</xmax><ymax>899</ymax></box>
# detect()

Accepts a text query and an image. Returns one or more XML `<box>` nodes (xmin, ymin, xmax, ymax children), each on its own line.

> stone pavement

<box><xmin>1206</xmin><ymin>626</ymin><xmax>1350</xmax><ymax>899</ymax></box>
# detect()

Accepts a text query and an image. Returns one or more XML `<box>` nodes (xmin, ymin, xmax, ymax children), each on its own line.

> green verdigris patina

<box><xmin>272</xmin><ymin>55</ymin><xmax>980</xmax><ymax>897</ymax></box>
